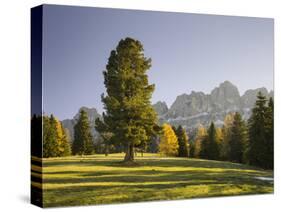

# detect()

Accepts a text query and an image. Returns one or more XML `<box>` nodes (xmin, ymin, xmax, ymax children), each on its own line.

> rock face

<box><xmin>241</xmin><ymin>87</ymin><xmax>269</xmax><ymax>108</ymax></box>
<box><xmin>62</xmin><ymin>106</ymin><xmax>102</xmax><ymax>142</ymax></box>
<box><xmin>210</xmin><ymin>81</ymin><xmax>241</xmax><ymax>112</ymax></box>
<box><xmin>153</xmin><ymin>101</ymin><xmax>168</xmax><ymax>116</ymax></box>
<box><xmin>168</xmin><ymin>91</ymin><xmax>210</xmax><ymax>118</ymax></box>
<box><xmin>153</xmin><ymin>81</ymin><xmax>272</xmax><ymax>129</ymax></box>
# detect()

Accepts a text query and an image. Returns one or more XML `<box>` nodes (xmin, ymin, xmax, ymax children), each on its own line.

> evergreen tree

<box><xmin>43</xmin><ymin>115</ymin><xmax>58</xmax><ymax>158</ymax></box>
<box><xmin>206</xmin><ymin>122</ymin><xmax>220</xmax><ymax>160</ymax></box>
<box><xmin>189</xmin><ymin>142</ymin><xmax>195</xmax><ymax>158</ymax></box>
<box><xmin>194</xmin><ymin>124</ymin><xmax>207</xmax><ymax>158</ymax></box>
<box><xmin>72</xmin><ymin>110</ymin><xmax>94</xmax><ymax>155</ymax></box>
<box><xmin>159</xmin><ymin>123</ymin><xmax>179</xmax><ymax>156</ymax></box>
<box><xmin>248</xmin><ymin>92</ymin><xmax>268</xmax><ymax>168</ymax></box>
<box><xmin>176</xmin><ymin>125</ymin><xmax>189</xmax><ymax>157</ymax></box>
<box><xmin>229</xmin><ymin>112</ymin><xmax>247</xmax><ymax>163</ymax></box>
<box><xmin>42</xmin><ymin>114</ymin><xmax>71</xmax><ymax>157</ymax></box>
<box><xmin>100</xmin><ymin>37</ymin><xmax>158</xmax><ymax>162</ymax></box>
<box><xmin>265</xmin><ymin>97</ymin><xmax>274</xmax><ymax>169</ymax></box>
<box><xmin>95</xmin><ymin>117</ymin><xmax>113</xmax><ymax>156</ymax></box>
<box><xmin>200</xmin><ymin>137</ymin><xmax>208</xmax><ymax>159</ymax></box>
<box><xmin>60</xmin><ymin>124</ymin><xmax>71</xmax><ymax>156</ymax></box>
<box><xmin>147</xmin><ymin>135</ymin><xmax>159</xmax><ymax>153</ymax></box>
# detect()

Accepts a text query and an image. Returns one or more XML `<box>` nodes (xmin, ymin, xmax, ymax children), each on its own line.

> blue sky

<box><xmin>42</xmin><ymin>5</ymin><xmax>274</xmax><ymax>120</ymax></box>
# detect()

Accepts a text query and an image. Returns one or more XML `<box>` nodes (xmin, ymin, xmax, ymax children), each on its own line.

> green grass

<box><xmin>31</xmin><ymin>153</ymin><xmax>273</xmax><ymax>207</ymax></box>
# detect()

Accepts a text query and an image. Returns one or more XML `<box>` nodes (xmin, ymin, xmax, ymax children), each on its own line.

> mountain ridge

<box><xmin>153</xmin><ymin>81</ymin><xmax>273</xmax><ymax>129</ymax></box>
<box><xmin>62</xmin><ymin>81</ymin><xmax>273</xmax><ymax>141</ymax></box>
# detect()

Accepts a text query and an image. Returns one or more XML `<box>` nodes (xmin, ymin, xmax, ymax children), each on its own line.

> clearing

<box><xmin>31</xmin><ymin>153</ymin><xmax>273</xmax><ymax>207</ymax></box>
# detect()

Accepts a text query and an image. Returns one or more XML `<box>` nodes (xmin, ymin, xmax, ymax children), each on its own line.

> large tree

<box><xmin>229</xmin><ymin>112</ymin><xmax>247</xmax><ymax>163</ymax></box>
<box><xmin>176</xmin><ymin>125</ymin><xmax>189</xmax><ymax>157</ymax></box>
<box><xmin>100</xmin><ymin>37</ymin><xmax>158</xmax><ymax>162</ymax></box>
<box><xmin>248</xmin><ymin>92</ymin><xmax>269</xmax><ymax>168</ymax></box>
<box><xmin>159</xmin><ymin>123</ymin><xmax>179</xmax><ymax>157</ymax></box>
<box><xmin>72</xmin><ymin>110</ymin><xmax>94</xmax><ymax>155</ymax></box>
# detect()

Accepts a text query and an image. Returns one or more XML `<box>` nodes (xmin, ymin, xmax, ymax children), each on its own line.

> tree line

<box><xmin>42</xmin><ymin>115</ymin><xmax>71</xmax><ymax>157</ymax></box>
<box><xmin>32</xmin><ymin>109</ymin><xmax>95</xmax><ymax>158</ymax></box>
<box><xmin>147</xmin><ymin>91</ymin><xmax>273</xmax><ymax>169</ymax></box>
<box><xmin>188</xmin><ymin>92</ymin><xmax>274</xmax><ymax>169</ymax></box>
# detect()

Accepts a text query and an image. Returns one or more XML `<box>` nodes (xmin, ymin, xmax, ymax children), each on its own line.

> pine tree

<box><xmin>248</xmin><ymin>92</ymin><xmax>268</xmax><ymax>168</ymax></box>
<box><xmin>43</xmin><ymin>115</ymin><xmax>59</xmax><ymax>157</ymax></box>
<box><xmin>60</xmin><ymin>123</ymin><xmax>71</xmax><ymax>156</ymax></box>
<box><xmin>194</xmin><ymin>124</ymin><xmax>207</xmax><ymax>158</ymax></box>
<box><xmin>95</xmin><ymin>116</ymin><xmax>113</xmax><ymax>156</ymax></box>
<box><xmin>159</xmin><ymin>123</ymin><xmax>179</xmax><ymax>157</ymax></box>
<box><xmin>72</xmin><ymin>110</ymin><xmax>94</xmax><ymax>155</ymax></box>
<box><xmin>206</xmin><ymin>122</ymin><xmax>220</xmax><ymax>160</ymax></box>
<box><xmin>229</xmin><ymin>112</ymin><xmax>247</xmax><ymax>163</ymax></box>
<box><xmin>100</xmin><ymin>37</ymin><xmax>158</xmax><ymax>162</ymax></box>
<box><xmin>265</xmin><ymin>97</ymin><xmax>274</xmax><ymax>169</ymax></box>
<box><xmin>189</xmin><ymin>142</ymin><xmax>195</xmax><ymax>158</ymax></box>
<box><xmin>147</xmin><ymin>135</ymin><xmax>159</xmax><ymax>153</ymax></box>
<box><xmin>176</xmin><ymin>125</ymin><xmax>189</xmax><ymax>157</ymax></box>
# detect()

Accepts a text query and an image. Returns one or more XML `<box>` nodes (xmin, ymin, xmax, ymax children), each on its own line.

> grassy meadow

<box><xmin>31</xmin><ymin>153</ymin><xmax>273</xmax><ymax>207</ymax></box>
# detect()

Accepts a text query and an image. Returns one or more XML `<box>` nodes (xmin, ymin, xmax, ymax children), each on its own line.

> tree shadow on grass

<box><xmin>43</xmin><ymin>158</ymin><xmax>268</xmax><ymax>172</ymax></box>
<box><xmin>43</xmin><ymin>176</ymin><xmax>272</xmax><ymax>208</ymax></box>
<box><xmin>41</xmin><ymin>157</ymin><xmax>273</xmax><ymax>207</ymax></box>
<box><xmin>42</xmin><ymin>167</ymin><xmax>273</xmax><ymax>189</ymax></box>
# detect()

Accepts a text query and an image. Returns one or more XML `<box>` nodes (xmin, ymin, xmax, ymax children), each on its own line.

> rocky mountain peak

<box><xmin>153</xmin><ymin>101</ymin><xmax>168</xmax><ymax>116</ymax></box>
<box><xmin>156</xmin><ymin>81</ymin><xmax>273</xmax><ymax>130</ymax></box>
<box><xmin>210</xmin><ymin>81</ymin><xmax>241</xmax><ymax>111</ymax></box>
<box><xmin>241</xmin><ymin>87</ymin><xmax>269</xmax><ymax>108</ymax></box>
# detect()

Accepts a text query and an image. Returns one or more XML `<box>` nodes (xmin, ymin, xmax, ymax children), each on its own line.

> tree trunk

<box><xmin>124</xmin><ymin>143</ymin><xmax>134</xmax><ymax>162</ymax></box>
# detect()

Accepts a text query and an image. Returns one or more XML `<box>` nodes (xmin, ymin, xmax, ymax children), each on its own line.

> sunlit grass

<box><xmin>31</xmin><ymin>153</ymin><xmax>273</xmax><ymax>207</ymax></box>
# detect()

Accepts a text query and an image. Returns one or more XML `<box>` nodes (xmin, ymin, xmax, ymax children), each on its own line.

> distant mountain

<box><xmin>153</xmin><ymin>81</ymin><xmax>273</xmax><ymax>129</ymax></box>
<box><xmin>62</xmin><ymin>106</ymin><xmax>102</xmax><ymax>142</ymax></box>
<box><xmin>153</xmin><ymin>101</ymin><xmax>168</xmax><ymax>116</ymax></box>
<box><xmin>241</xmin><ymin>87</ymin><xmax>269</xmax><ymax>108</ymax></box>
<box><xmin>62</xmin><ymin>81</ymin><xmax>273</xmax><ymax>140</ymax></box>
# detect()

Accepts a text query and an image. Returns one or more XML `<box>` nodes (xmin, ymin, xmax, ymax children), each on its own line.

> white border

<box><xmin>0</xmin><ymin>0</ymin><xmax>279</xmax><ymax>211</ymax></box>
